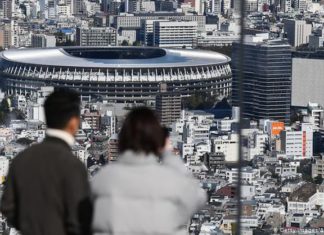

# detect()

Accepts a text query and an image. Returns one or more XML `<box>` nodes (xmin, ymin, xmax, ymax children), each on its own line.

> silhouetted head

<box><xmin>44</xmin><ymin>88</ymin><xmax>81</xmax><ymax>136</ymax></box>
<box><xmin>118</xmin><ymin>107</ymin><xmax>163</xmax><ymax>156</ymax></box>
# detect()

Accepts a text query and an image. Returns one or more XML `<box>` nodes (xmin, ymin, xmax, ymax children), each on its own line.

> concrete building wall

<box><xmin>153</xmin><ymin>21</ymin><xmax>198</xmax><ymax>48</ymax></box>
<box><xmin>284</xmin><ymin>19</ymin><xmax>312</xmax><ymax>47</ymax></box>
<box><xmin>292</xmin><ymin>58</ymin><xmax>324</xmax><ymax>107</ymax></box>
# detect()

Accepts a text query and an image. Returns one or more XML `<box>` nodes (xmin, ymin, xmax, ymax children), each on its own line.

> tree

<box><xmin>14</xmin><ymin>110</ymin><xmax>26</xmax><ymax>120</ymax></box>
<box><xmin>16</xmin><ymin>138</ymin><xmax>34</xmax><ymax>146</ymax></box>
<box><xmin>298</xmin><ymin>159</ymin><xmax>313</xmax><ymax>182</ymax></box>
<box><xmin>231</xmin><ymin>223</ymin><xmax>237</xmax><ymax>235</ymax></box>
<box><xmin>214</xmin><ymin>97</ymin><xmax>231</xmax><ymax>109</ymax></box>
<box><xmin>0</xmin><ymin>98</ymin><xmax>10</xmax><ymax>124</ymax></box>
<box><xmin>132</xmin><ymin>41</ymin><xmax>141</xmax><ymax>46</ymax></box>
<box><xmin>56</xmin><ymin>39</ymin><xmax>76</xmax><ymax>46</ymax></box>
<box><xmin>121</xmin><ymin>40</ymin><xmax>129</xmax><ymax>46</ymax></box>
<box><xmin>182</xmin><ymin>92</ymin><xmax>220</xmax><ymax>110</ymax></box>
<box><xmin>0</xmin><ymin>98</ymin><xmax>10</xmax><ymax>113</ymax></box>
<box><xmin>314</xmin><ymin>175</ymin><xmax>323</xmax><ymax>185</ymax></box>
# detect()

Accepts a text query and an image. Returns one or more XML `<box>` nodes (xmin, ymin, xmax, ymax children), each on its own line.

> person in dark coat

<box><xmin>0</xmin><ymin>89</ymin><xmax>92</xmax><ymax>235</ymax></box>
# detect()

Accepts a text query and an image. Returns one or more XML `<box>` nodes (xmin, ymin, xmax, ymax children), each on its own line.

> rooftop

<box><xmin>288</xmin><ymin>183</ymin><xmax>317</xmax><ymax>202</ymax></box>
<box><xmin>1</xmin><ymin>47</ymin><xmax>230</xmax><ymax>69</ymax></box>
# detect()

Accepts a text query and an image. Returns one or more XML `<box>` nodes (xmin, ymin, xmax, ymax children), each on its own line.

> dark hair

<box><xmin>118</xmin><ymin>107</ymin><xmax>163</xmax><ymax>156</ymax></box>
<box><xmin>44</xmin><ymin>88</ymin><xmax>81</xmax><ymax>129</ymax></box>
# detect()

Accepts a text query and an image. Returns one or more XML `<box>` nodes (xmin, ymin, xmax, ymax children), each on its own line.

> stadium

<box><xmin>0</xmin><ymin>47</ymin><xmax>232</xmax><ymax>102</ymax></box>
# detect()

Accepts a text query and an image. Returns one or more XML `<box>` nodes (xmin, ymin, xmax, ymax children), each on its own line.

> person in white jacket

<box><xmin>91</xmin><ymin>107</ymin><xmax>206</xmax><ymax>235</ymax></box>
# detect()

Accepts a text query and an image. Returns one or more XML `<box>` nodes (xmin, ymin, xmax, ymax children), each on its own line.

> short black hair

<box><xmin>44</xmin><ymin>88</ymin><xmax>81</xmax><ymax>129</ymax></box>
<box><xmin>118</xmin><ymin>107</ymin><xmax>163</xmax><ymax>156</ymax></box>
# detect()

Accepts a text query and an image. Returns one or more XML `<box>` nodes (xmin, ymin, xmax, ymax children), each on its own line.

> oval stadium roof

<box><xmin>1</xmin><ymin>46</ymin><xmax>231</xmax><ymax>69</ymax></box>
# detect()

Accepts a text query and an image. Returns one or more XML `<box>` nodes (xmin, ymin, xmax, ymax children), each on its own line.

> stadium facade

<box><xmin>0</xmin><ymin>47</ymin><xmax>232</xmax><ymax>102</ymax></box>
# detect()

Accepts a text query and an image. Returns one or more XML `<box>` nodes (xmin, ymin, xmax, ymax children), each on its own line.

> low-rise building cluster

<box><xmin>1</xmin><ymin>93</ymin><xmax>324</xmax><ymax>234</ymax></box>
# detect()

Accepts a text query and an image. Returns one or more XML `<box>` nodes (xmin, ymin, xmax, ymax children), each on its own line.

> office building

<box><xmin>1</xmin><ymin>0</ymin><xmax>12</xmax><ymax>19</ymax></box>
<box><xmin>312</xmin><ymin>154</ymin><xmax>324</xmax><ymax>178</ymax></box>
<box><xmin>101</xmin><ymin>111</ymin><xmax>116</xmax><ymax>137</ymax></box>
<box><xmin>102</xmin><ymin>0</ymin><xmax>123</xmax><ymax>14</ymax></box>
<box><xmin>242</xmin><ymin>129</ymin><xmax>268</xmax><ymax>161</ymax></box>
<box><xmin>234</xmin><ymin>0</ymin><xmax>258</xmax><ymax>14</ymax></box>
<box><xmin>0</xmin><ymin>23</ymin><xmax>11</xmax><ymax>49</ymax></box>
<box><xmin>155</xmin><ymin>83</ymin><xmax>182</xmax><ymax>126</ymax></box>
<box><xmin>113</xmin><ymin>13</ymin><xmax>206</xmax><ymax>34</ymax></box>
<box><xmin>293</xmin><ymin>0</ymin><xmax>308</xmax><ymax>12</ymax></box>
<box><xmin>309</xmin><ymin>29</ymin><xmax>324</xmax><ymax>49</ymax></box>
<box><xmin>107</xmin><ymin>134</ymin><xmax>118</xmax><ymax>162</ymax></box>
<box><xmin>56</xmin><ymin>4</ymin><xmax>72</xmax><ymax>17</ymax></box>
<box><xmin>280</xmin><ymin>123</ymin><xmax>313</xmax><ymax>160</ymax></box>
<box><xmin>94</xmin><ymin>13</ymin><xmax>110</xmax><ymax>27</ymax></box>
<box><xmin>110</xmin><ymin>0</ymin><xmax>123</xmax><ymax>15</ymax></box>
<box><xmin>204</xmin><ymin>152</ymin><xmax>225</xmax><ymax>172</ymax></box>
<box><xmin>76</xmin><ymin>27</ymin><xmax>116</xmax><ymax>46</ymax></box>
<box><xmin>305</xmin><ymin>102</ymin><xmax>324</xmax><ymax>128</ymax></box>
<box><xmin>155</xmin><ymin>0</ymin><xmax>176</xmax><ymax>11</ymax></box>
<box><xmin>31</xmin><ymin>34</ymin><xmax>56</xmax><ymax>48</ymax></box>
<box><xmin>211</xmin><ymin>0</ymin><xmax>222</xmax><ymax>14</ymax></box>
<box><xmin>128</xmin><ymin>0</ymin><xmax>155</xmax><ymax>12</ymax></box>
<box><xmin>153</xmin><ymin>21</ymin><xmax>198</xmax><ymax>48</ymax></box>
<box><xmin>73</xmin><ymin>0</ymin><xmax>84</xmax><ymax>15</ymax></box>
<box><xmin>284</xmin><ymin>19</ymin><xmax>312</xmax><ymax>47</ymax></box>
<box><xmin>232</xmin><ymin>35</ymin><xmax>292</xmax><ymax>124</ymax></box>
<box><xmin>81</xmin><ymin>110</ymin><xmax>101</xmax><ymax>130</ymax></box>
<box><xmin>281</xmin><ymin>0</ymin><xmax>292</xmax><ymax>13</ymax></box>
<box><xmin>225</xmin><ymin>167</ymin><xmax>260</xmax><ymax>184</ymax></box>
<box><xmin>292</xmin><ymin>51</ymin><xmax>324</xmax><ymax>107</ymax></box>
<box><xmin>211</xmin><ymin>133</ymin><xmax>239</xmax><ymax>162</ymax></box>
<box><xmin>143</xmin><ymin>19</ymin><xmax>168</xmax><ymax>46</ymax></box>
<box><xmin>183</xmin><ymin>123</ymin><xmax>210</xmax><ymax>143</ymax></box>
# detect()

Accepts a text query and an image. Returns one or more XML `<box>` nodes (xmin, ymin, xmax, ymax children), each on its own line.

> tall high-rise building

<box><xmin>155</xmin><ymin>83</ymin><xmax>182</xmax><ymax>126</ymax></box>
<box><xmin>1</xmin><ymin>0</ymin><xmax>13</xmax><ymax>19</ymax></box>
<box><xmin>232</xmin><ymin>35</ymin><xmax>292</xmax><ymax>124</ymax></box>
<box><xmin>0</xmin><ymin>23</ymin><xmax>11</xmax><ymax>49</ymax></box>
<box><xmin>284</xmin><ymin>19</ymin><xmax>312</xmax><ymax>47</ymax></box>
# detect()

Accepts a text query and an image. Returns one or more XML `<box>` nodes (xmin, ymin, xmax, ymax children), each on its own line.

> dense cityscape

<box><xmin>1</xmin><ymin>0</ymin><xmax>324</xmax><ymax>234</ymax></box>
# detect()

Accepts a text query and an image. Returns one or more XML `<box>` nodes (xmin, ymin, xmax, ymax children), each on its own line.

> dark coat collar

<box><xmin>44</xmin><ymin>136</ymin><xmax>71</xmax><ymax>150</ymax></box>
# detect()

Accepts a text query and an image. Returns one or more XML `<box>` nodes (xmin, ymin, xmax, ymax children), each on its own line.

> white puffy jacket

<box><xmin>91</xmin><ymin>150</ymin><xmax>206</xmax><ymax>235</ymax></box>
